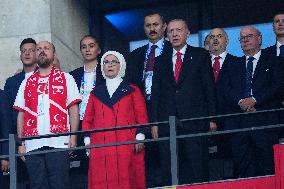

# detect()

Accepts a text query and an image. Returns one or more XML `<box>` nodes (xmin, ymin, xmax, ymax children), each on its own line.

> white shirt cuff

<box><xmin>84</xmin><ymin>137</ymin><xmax>90</xmax><ymax>146</ymax></box>
<box><xmin>136</xmin><ymin>133</ymin><xmax>145</xmax><ymax>141</ymax></box>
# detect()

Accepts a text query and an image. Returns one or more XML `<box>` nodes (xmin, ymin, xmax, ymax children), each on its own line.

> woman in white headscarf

<box><xmin>83</xmin><ymin>51</ymin><xmax>148</xmax><ymax>189</ymax></box>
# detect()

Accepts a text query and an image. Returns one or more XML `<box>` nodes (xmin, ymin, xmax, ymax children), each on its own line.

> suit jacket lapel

<box><xmin>252</xmin><ymin>53</ymin><xmax>266</xmax><ymax>82</ymax></box>
<box><xmin>92</xmin><ymin>84</ymin><xmax>112</xmax><ymax>108</ymax></box>
<box><xmin>177</xmin><ymin>48</ymin><xmax>192</xmax><ymax>85</ymax></box>
<box><xmin>92</xmin><ymin>81</ymin><xmax>134</xmax><ymax>108</ymax></box>
<box><xmin>217</xmin><ymin>54</ymin><xmax>230</xmax><ymax>83</ymax></box>
<box><xmin>241</xmin><ymin>56</ymin><xmax>247</xmax><ymax>90</ymax></box>
<box><xmin>111</xmin><ymin>81</ymin><xmax>134</xmax><ymax>105</ymax></box>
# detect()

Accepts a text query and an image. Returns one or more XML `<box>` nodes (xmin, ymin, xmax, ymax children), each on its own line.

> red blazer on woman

<box><xmin>83</xmin><ymin>81</ymin><xmax>148</xmax><ymax>189</ymax></box>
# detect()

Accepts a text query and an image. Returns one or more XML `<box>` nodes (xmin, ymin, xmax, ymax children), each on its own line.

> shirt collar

<box><xmin>149</xmin><ymin>38</ymin><xmax>165</xmax><ymax>50</ymax></box>
<box><xmin>277</xmin><ymin>41</ymin><xmax>284</xmax><ymax>49</ymax></box>
<box><xmin>246</xmin><ymin>50</ymin><xmax>261</xmax><ymax>62</ymax></box>
<box><xmin>211</xmin><ymin>51</ymin><xmax>227</xmax><ymax>61</ymax></box>
<box><xmin>173</xmin><ymin>44</ymin><xmax>188</xmax><ymax>57</ymax></box>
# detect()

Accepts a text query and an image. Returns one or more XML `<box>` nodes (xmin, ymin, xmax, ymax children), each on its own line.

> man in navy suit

<box><xmin>4</xmin><ymin>38</ymin><xmax>37</xmax><ymax>132</ymax></box>
<box><xmin>151</xmin><ymin>19</ymin><xmax>217</xmax><ymax>185</ymax></box>
<box><xmin>208</xmin><ymin>28</ymin><xmax>239</xmax><ymax>128</ymax></box>
<box><xmin>223</xmin><ymin>26</ymin><xmax>284</xmax><ymax>178</ymax></box>
<box><xmin>4</xmin><ymin>38</ymin><xmax>37</xmax><ymax>187</ymax></box>
<box><xmin>265</xmin><ymin>12</ymin><xmax>284</xmax><ymax>134</ymax></box>
<box><xmin>265</xmin><ymin>12</ymin><xmax>284</xmax><ymax>59</ymax></box>
<box><xmin>0</xmin><ymin>90</ymin><xmax>12</xmax><ymax>189</ymax></box>
<box><xmin>207</xmin><ymin>28</ymin><xmax>239</xmax><ymax>178</ymax></box>
<box><xmin>125</xmin><ymin>12</ymin><xmax>169</xmax><ymax>187</ymax></box>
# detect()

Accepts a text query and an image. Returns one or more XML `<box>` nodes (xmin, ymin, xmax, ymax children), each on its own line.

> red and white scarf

<box><xmin>22</xmin><ymin>67</ymin><xmax>69</xmax><ymax>136</ymax></box>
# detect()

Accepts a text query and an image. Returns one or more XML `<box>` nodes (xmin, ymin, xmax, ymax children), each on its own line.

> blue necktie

<box><xmin>279</xmin><ymin>45</ymin><xmax>284</xmax><ymax>58</ymax></box>
<box><xmin>244</xmin><ymin>57</ymin><xmax>254</xmax><ymax>97</ymax></box>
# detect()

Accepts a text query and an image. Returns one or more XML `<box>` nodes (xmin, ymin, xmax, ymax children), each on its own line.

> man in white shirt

<box><xmin>14</xmin><ymin>41</ymin><xmax>81</xmax><ymax>189</ymax></box>
<box><xmin>125</xmin><ymin>12</ymin><xmax>169</xmax><ymax>187</ymax></box>
<box><xmin>264</xmin><ymin>12</ymin><xmax>284</xmax><ymax>140</ymax></box>
<box><xmin>223</xmin><ymin>26</ymin><xmax>283</xmax><ymax>178</ymax></box>
<box><xmin>151</xmin><ymin>19</ymin><xmax>217</xmax><ymax>185</ymax></box>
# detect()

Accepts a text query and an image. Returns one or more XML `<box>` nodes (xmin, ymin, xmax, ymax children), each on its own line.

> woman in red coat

<box><xmin>83</xmin><ymin>51</ymin><xmax>148</xmax><ymax>189</ymax></box>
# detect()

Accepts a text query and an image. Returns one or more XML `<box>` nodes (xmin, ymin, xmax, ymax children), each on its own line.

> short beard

<box><xmin>37</xmin><ymin>58</ymin><xmax>52</xmax><ymax>68</ymax></box>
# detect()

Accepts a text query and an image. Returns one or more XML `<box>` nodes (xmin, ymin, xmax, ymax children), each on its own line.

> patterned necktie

<box><xmin>175</xmin><ymin>51</ymin><xmax>183</xmax><ymax>82</ymax></box>
<box><xmin>145</xmin><ymin>45</ymin><xmax>157</xmax><ymax>72</ymax></box>
<box><xmin>244</xmin><ymin>56</ymin><xmax>254</xmax><ymax>97</ymax></box>
<box><xmin>280</xmin><ymin>45</ymin><xmax>284</xmax><ymax>58</ymax></box>
<box><xmin>213</xmin><ymin>56</ymin><xmax>221</xmax><ymax>82</ymax></box>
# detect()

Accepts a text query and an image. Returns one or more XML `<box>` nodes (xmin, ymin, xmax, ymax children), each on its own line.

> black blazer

<box><xmin>4</xmin><ymin>71</ymin><xmax>25</xmax><ymax>133</ymax></box>
<box><xmin>264</xmin><ymin>45</ymin><xmax>277</xmax><ymax>57</ymax></box>
<box><xmin>264</xmin><ymin>44</ymin><xmax>284</xmax><ymax>101</ymax></box>
<box><xmin>125</xmin><ymin>40</ymin><xmax>171</xmax><ymax>92</ymax></box>
<box><xmin>215</xmin><ymin>53</ymin><xmax>240</xmax><ymax>115</ymax></box>
<box><xmin>69</xmin><ymin>64</ymin><xmax>104</xmax><ymax>91</ymax></box>
<box><xmin>223</xmin><ymin>50</ymin><xmax>284</xmax><ymax>128</ymax></box>
<box><xmin>151</xmin><ymin>45</ymin><xmax>217</xmax><ymax>133</ymax></box>
<box><xmin>0</xmin><ymin>90</ymin><xmax>12</xmax><ymax>157</ymax></box>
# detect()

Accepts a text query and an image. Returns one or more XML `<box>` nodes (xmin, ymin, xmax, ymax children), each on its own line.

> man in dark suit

<box><xmin>208</xmin><ymin>28</ymin><xmax>239</xmax><ymax>128</ymax></box>
<box><xmin>265</xmin><ymin>12</ymin><xmax>284</xmax><ymax>59</ymax></box>
<box><xmin>125</xmin><ymin>12</ymin><xmax>168</xmax><ymax>187</ymax></box>
<box><xmin>207</xmin><ymin>28</ymin><xmax>239</xmax><ymax>179</ymax></box>
<box><xmin>4</xmin><ymin>38</ymin><xmax>37</xmax><ymax>188</ymax></box>
<box><xmin>223</xmin><ymin>26</ymin><xmax>284</xmax><ymax>178</ymax></box>
<box><xmin>151</xmin><ymin>19</ymin><xmax>217</xmax><ymax>185</ymax></box>
<box><xmin>265</xmin><ymin>12</ymin><xmax>284</xmax><ymax>134</ymax></box>
<box><xmin>4</xmin><ymin>38</ymin><xmax>37</xmax><ymax>132</ymax></box>
<box><xmin>0</xmin><ymin>90</ymin><xmax>12</xmax><ymax>189</ymax></box>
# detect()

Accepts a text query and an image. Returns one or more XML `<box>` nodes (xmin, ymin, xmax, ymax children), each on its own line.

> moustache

<box><xmin>149</xmin><ymin>31</ymin><xmax>158</xmax><ymax>35</ymax></box>
<box><xmin>39</xmin><ymin>51</ymin><xmax>46</xmax><ymax>57</ymax></box>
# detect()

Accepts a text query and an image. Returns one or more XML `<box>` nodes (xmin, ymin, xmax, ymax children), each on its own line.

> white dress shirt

<box><xmin>172</xmin><ymin>44</ymin><xmax>188</xmax><ymax>73</ymax></box>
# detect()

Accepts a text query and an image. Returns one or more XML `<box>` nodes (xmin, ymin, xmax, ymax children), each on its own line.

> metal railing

<box><xmin>0</xmin><ymin>108</ymin><xmax>284</xmax><ymax>189</ymax></box>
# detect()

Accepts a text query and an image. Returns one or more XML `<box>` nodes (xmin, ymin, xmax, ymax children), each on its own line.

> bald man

<box><xmin>223</xmin><ymin>26</ymin><xmax>283</xmax><ymax>178</ymax></box>
<box><xmin>14</xmin><ymin>41</ymin><xmax>81</xmax><ymax>189</ymax></box>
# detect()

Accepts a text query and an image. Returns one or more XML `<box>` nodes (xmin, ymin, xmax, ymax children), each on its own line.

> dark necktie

<box><xmin>244</xmin><ymin>56</ymin><xmax>254</xmax><ymax>97</ymax></box>
<box><xmin>145</xmin><ymin>45</ymin><xmax>157</xmax><ymax>72</ymax></box>
<box><xmin>175</xmin><ymin>51</ymin><xmax>183</xmax><ymax>82</ymax></box>
<box><xmin>279</xmin><ymin>45</ymin><xmax>284</xmax><ymax>58</ymax></box>
<box><xmin>213</xmin><ymin>56</ymin><xmax>221</xmax><ymax>82</ymax></box>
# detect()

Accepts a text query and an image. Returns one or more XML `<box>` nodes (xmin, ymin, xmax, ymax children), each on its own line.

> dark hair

<box><xmin>204</xmin><ymin>34</ymin><xmax>209</xmax><ymax>46</ymax></box>
<box><xmin>80</xmin><ymin>35</ymin><xmax>100</xmax><ymax>49</ymax></box>
<box><xmin>168</xmin><ymin>18</ymin><xmax>189</xmax><ymax>31</ymax></box>
<box><xmin>144</xmin><ymin>12</ymin><xmax>165</xmax><ymax>24</ymax></box>
<box><xmin>273</xmin><ymin>11</ymin><xmax>284</xmax><ymax>20</ymax></box>
<box><xmin>20</xmin><ymin>38</ymin><xmax>36</xmax><ymax>50</ymax></box>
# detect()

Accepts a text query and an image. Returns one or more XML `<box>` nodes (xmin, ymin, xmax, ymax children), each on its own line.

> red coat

<box><xmin>83</xmin><ymin>81</ymin><xmax>148</xmax><ymax>189</ymax></box>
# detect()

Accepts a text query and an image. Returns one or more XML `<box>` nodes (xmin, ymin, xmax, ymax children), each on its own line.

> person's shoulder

<box><xmin>129</xmin><ymin>83</ymin><xmax>139</xmax><ymax>90</ymax></box>
<box><xmin>69</xmin><ymin>66</ymin><xmax>84</xmax><ymax>75</ymax></box>
<box><xmin>5</xmin><ymin>71</ymin><xmax>25</xmax><ymax>89</ymax></box>
<box><xmin>130</xmin><ymin>44</ymin><xmax>148</xmax><ymax>55</ymax></box>
<box><xmin>187</xmin><ymin>45</ymin><xmax>208</xmax><ymax>54</ymax></box>
<box><xmin>264</xmin><ymin>44</ymin><xmax>276</xmax><ymax>52</ymax></box>
<box><xmin>226</xmin><ymin>53</ymin><xmax>240</xmax><ymax>62</ymax></box>
<box><xmin>6</xmin><ymin>71</ymin><xmax>24</xmax><ymax>82</ymax></box>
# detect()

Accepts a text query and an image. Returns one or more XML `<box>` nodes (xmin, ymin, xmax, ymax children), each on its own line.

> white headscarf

<box><xmin>100</xmin><ymin>51</ymin><xmax>126</xmax><ymax>97</ymax></box>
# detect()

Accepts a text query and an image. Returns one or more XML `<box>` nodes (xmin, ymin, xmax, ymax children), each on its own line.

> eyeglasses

<box><xmin>21</xmin><ymin>49</ymin><xmax>36</xmax><ymax>54</ymax></box>
<box><xmin>239</xmin><ymin>34</ymin><xmax>257</xmax><ymax>42</ymax></box>
<box><xmin>103</xmin><ymin>60</ymin><xmax>120</xmax><ymax>65</ymax></box>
